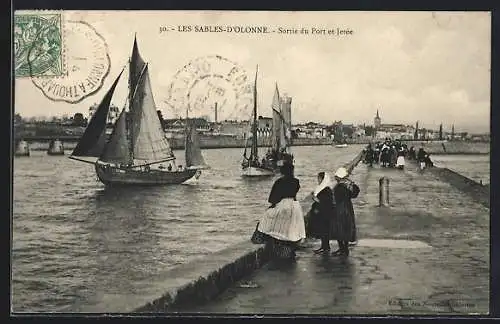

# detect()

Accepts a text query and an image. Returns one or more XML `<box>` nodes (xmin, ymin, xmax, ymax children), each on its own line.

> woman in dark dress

<box><xmin>256</xmin><ymin>162</ymin><xmax>306</xmax><ymax>260</ymax></box>
<box><xmin>307</xmin><ymin>172</ymin><xmax>336</xmax><ymax>254</ymax></box>
<box><xmin>331</xmin><ymin>167</ymin><xmax>360</xmax><ymax>257</ymax></box>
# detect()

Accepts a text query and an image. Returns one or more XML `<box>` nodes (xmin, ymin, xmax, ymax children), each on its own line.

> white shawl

<box><xmin>313</xmin><ymin>172</ymin><xmax>333</xmax><ymax>198</ymax></box>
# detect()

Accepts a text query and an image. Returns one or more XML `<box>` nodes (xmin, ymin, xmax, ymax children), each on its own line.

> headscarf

<box><xmin>334</xmin><ymin>167</ymin><xmax>348</xmax><ymax>179</ymax></box>
<box><xmin>313</xmin><ymin>172</ymin><xmax>333</xmax><ymax>197</ymax></box>
<box><xmin>335</xmin><ymin>167</ymin><xmax>355</xmax><ymax>190</ymax></box>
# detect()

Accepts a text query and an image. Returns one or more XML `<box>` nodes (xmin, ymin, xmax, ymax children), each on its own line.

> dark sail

<box><xmin>129</xmin><ymin>35</ymin><xmax>146</xmax><ymax>106</ymax></box>
<box><xmin>70</xmin><ymin>69</ymin><xmax>123</xmax><ymax>158</ymax></box>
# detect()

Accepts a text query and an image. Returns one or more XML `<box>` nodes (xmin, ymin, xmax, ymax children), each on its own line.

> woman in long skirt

<box><xmin>256</xmin><ymin>162</ymin><xmax>306</xmax><ymax>261</ymax></box>
<box><xmin>331</xmin><ymin>167</ymin><xmax>360</xmax><ymax>257</ymax></box>
<box><xmin>396</xmin><ymin>148</ymin><xmax>406</xmax><ymax>170</ymax></box>
<box><xmin>307</xmin><ymin>172</ymin><xmax>336</xmax><ymax>254</ymax></box>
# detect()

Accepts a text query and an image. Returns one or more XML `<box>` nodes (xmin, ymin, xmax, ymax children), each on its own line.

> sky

<box><xmin>14</xmin><ymin>10</ymin><xmax>491</xmax><ymax>133</ymax></box>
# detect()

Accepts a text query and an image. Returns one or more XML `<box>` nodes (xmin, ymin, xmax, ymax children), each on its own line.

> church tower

<box><xmin>374</xmin><ymin>109</ymin><xmax>381</xmax><ymax>129</ymax></box>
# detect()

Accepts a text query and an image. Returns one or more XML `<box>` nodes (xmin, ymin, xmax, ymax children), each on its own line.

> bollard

<box><xmin>379</xmin><ymin>177</ymin><xmax>390</xmax><ymax>206</ymax></box>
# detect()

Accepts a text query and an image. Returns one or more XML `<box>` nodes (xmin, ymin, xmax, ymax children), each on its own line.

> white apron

<box><xmin>396</xmin><ymin>156</ymin><xmax>405</xmax><ymax>167</ymax></box>
<box><xmin>258</xmin><ymin>198</ymin><xmax>306</xmax><ymax>242</ymax></box>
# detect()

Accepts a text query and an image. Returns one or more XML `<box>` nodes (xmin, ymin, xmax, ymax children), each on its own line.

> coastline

<box><xmin>13</xmin><ymin>135</ymin><xmax>490</xmax><ymax>154</ymax></box>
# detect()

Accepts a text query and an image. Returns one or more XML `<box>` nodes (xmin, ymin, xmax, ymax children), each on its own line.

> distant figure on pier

<box><xmin>254</xmin><ymin>162</ymin><xmax>306</xmax><ymax>261</ymax></box>
<box><xmin>307</xmin><ymin>172</ymin><xmax>336</xmax><ymax>254</ymax></box>
<box><xmin>408</xmin><ymin>146</ymin><xmax>416</xmax><ymax>160</ymax></box>
<box><xmin>331</xmin><ymin>167</ymin><xmax>360</xmax><ymax>257</ymax></box>
<box><xmin>363</xmin><ymin>144</ymin><xmax>374</xmax><ymax>167</ymax></box>
<box><xmin>380</xmin><ymin>146</ymin><xmax>390</xmax><ymax>167</ymax></box>
<box><xmin>396</xmin><ymin>148</ymin><xmax>406</xmax><ymax>170</ymax></box>
<box><xmin>424</xmin><ymin>154</ymin><xmax>434</xmax><ymax>168</ymax></box>
<box><xmin>389</xmin><ymin>145</ymin><xmax>397</xmax><ymax>167</ymax></box>
<box><xmin>417</xmin><ymin>148</ymin><xmax>427</xmax><ymax>170</ymax></box>
<box><xmin>373</xmin><ymin>143</ymin><xmax>381</xmax><ymax>165</ymax></box>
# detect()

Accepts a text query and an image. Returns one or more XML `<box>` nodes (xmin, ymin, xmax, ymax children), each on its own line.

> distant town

<box><xmin>14</xmin><ymin>102</ymin><xmax>490</xmax><ymax>143</ymax></box>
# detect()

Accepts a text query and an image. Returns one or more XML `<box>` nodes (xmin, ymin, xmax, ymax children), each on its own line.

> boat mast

<box><xmin>251</xmin><ymin>65</ymin><xmax>259</xmax><ymax>163</ymax></box>
<box><xmin>127</xmin><ymin>56</ymin><xmax>134</xmax><ymax>164</ymax></box>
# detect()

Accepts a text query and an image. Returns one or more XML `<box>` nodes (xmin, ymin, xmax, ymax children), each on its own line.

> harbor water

<box><xmin>12</xmin><ymin>145</ymin><xmax>490</xmax><ymax>312</ymax></box>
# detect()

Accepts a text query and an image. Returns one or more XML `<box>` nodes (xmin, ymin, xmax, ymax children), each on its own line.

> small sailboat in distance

<box><xmin>69</xmin><ymin>35</ymin><xmax>201</xmax><ymax>185</ymax></box>
<box><xmin>241</xmin><ymin>65</ymin><xmax>274</xmax><ymax>178</ymax></box>
<box><xmin>185</xmin><ymin>120</ymin><xmax>209</xmax><ymax>170</ymax></box>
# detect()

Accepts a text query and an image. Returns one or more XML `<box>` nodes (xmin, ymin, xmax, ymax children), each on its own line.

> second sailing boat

<box><xmin>262</xmin><ymin>83</ymin><xmax>294</xmax><ymax>171</ymax></box>
<box><xmin>241</xmin><ymin>66</ymin><xmax>274</xmax><ymax>178</ymax></box>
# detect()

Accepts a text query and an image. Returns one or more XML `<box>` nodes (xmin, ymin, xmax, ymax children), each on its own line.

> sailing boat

<box><xmin>185</xmin><ymin>120</ymin><xmax>209</xmax><ymax>170</ymax></box>
<box><xmin>241</xmin><ymin>66</ymin><xmax>274</xmax><ymax>178</ymax></box>
<box><xmin>69</xmin><ymin>36</ymin><xmax>202</xmax><ymax>185</ymax></box>
<box><xmin>263</xmin><ymin>83</ymin><xmax>294</xmax><ymax>171</ymax></box>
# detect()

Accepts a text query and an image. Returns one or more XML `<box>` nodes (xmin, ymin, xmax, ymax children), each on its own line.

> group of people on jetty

<box><xmin>251</xmin><ymin>161</ymin><xmax>360</xmax><ymax>262</ymax></box>
<box><xmin>362</xmin><ymin>138</ymin><xmax>434</xmax><ymax>170</ymax></box>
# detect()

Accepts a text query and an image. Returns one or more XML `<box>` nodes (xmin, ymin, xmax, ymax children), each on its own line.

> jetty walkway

<box><xmin>172</xmin><ymin>161</ymin><xmax>490</xmax><ymax>315</ymax></box>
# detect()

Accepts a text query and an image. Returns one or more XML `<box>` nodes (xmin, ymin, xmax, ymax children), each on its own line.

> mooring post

<box><xmin>379</xmin><ymin>177</ymin><xmax>390</xmax><ymax>207</ymax></box>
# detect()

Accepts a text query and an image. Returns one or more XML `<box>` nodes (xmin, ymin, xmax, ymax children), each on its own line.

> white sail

<box><xmin>129</xmin><ymin>65</ymin><xmax>175</xmax><ymax>163</ymax></box>
<box><xmin>271</xmin><ymin>83</ymin><xmax>281</xmax><ymax>151</ymax></box>
<box><xmin>271</xmin><ymin>83</ymin><xmax>288</xmax><ymax>151</ymax></box>
<box><xmin>185</xmin><ymin>122</ymin><xmax>208</xmax><ymax>169</ymax></box>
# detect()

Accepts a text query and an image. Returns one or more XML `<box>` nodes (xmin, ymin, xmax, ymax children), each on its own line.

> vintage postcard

<box><xmin>12</xmin><ymin>10</ymin><xmax>491</xmax><ymax>315</ymax></box>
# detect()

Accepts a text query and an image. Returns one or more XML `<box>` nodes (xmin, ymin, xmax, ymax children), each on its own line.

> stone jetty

<box><xmin>180</xmin><ymin>158</ymin><xmax>489</xmax><ymax>315</ymax></box>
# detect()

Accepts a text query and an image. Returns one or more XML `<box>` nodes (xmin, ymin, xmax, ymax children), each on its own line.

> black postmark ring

<box><xmin>165</xmin><ymin>55</ymin><xmax>254</xmax><ymax>120</ymax></box>
<box><xmin>28</xmin><ymin>19</ymin><xmax>111</xmax><ymax>104</ymax></box>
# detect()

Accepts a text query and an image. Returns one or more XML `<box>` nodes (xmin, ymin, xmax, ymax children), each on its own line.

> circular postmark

<box><xmin>165</xmin><ymin>56</ymin><xmax>254</xmax><ymax>120</ymax></box>
<box><xmin>29</xmin><ymin>20</ymin><xmax>110</xmax><ymax>104</ymax></box>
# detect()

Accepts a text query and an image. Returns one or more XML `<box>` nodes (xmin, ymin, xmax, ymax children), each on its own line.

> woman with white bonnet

<box><xmin>331</xmin><ymin>167</ymin><xmax>360</xmax><ymax>257</ymax></box>
<box><xmin>307</xmin><ymin>172</ymin><xmax>336</xmax><ymax>254</ymax></box>
<box><xmin>255</xmin><ymin>161</ymin><xmax>306</xmax><ymax>261</ymax></box>
<box><xmin>396</xmin><ymin>147</ymin><xmax>406</xmax><ymax>170</ymax></box>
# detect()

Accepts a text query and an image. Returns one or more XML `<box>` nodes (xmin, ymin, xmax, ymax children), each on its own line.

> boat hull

<box><xmin>95</xmin><ymin>163</ymin><xmax>198</xmax><ymax>186</ymax></box>
<box><xmin>241</xmin><ymin>166</ymin><xmax>275</xmax><ymax>178</ymax></box>
<box><xmin>335</xmin><ymin>144</ymin><xmax>348</xmax><ymax>148</ymax></box>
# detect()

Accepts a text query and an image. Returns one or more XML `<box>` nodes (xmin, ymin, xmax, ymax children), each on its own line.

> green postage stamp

<box><xmin>14</xmin><ymin>13</ymin><xmax>64</xmax><ymax>78</ymax></box>
<box><xmin>14</xmin><ymin>10</ymin><xmax>110</xmax><ymax>103</ymax></box>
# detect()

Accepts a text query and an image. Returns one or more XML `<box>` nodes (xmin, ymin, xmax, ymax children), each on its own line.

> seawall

<box><xmin>401</xmin><ymin>141</ymin><xmax>489</xmax><ymax>154</ymax></box>
<box><xmin>14</xmin><ymin>136</ymin><xmax>490</xmax><ymax>154</ymax></box>
<box><xmin>16</xmin><ymin>136</ymin><xmax>333</xmax><ymax>151</ymax></box>
<box><xmin>425</xmin><ymin>166</ymin><xmax>490</xmax><ymax>208</ymax></box>
<box><xmin>80</xmin><ymin>241</ymin><xmax>270</xmax><ymax>312</ymax></box>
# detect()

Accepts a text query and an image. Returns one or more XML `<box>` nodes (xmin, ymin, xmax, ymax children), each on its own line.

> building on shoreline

<box><xmin>89</xmin><ymin>103</ymin><xmax>120</xmax><ymax>125</ymax></box>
